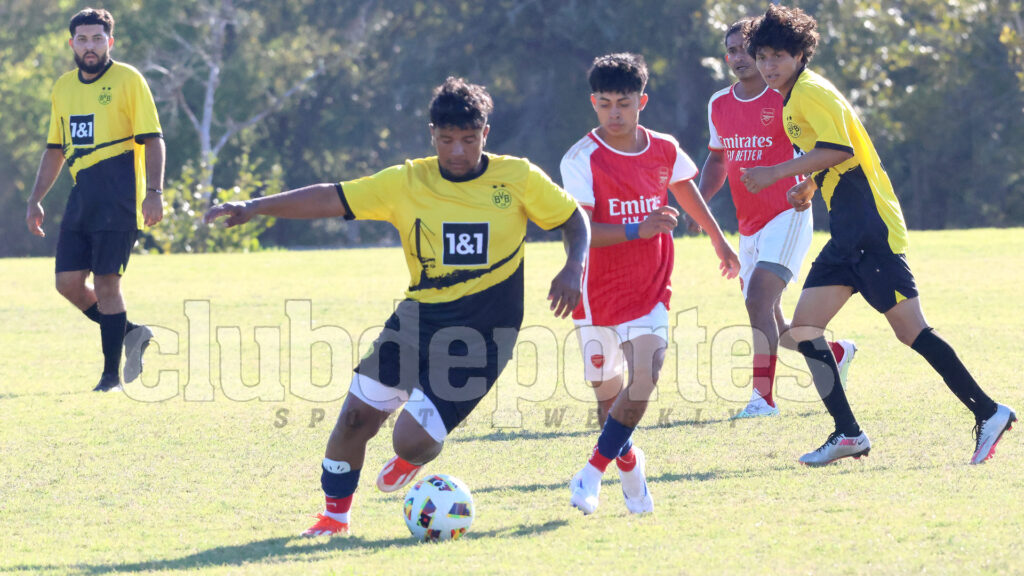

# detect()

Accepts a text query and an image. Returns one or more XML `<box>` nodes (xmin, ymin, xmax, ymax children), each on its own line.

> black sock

<box><xmin>84</xmin><ymin>303</ymin><xmax>138</xmax><ymax>334</ymax></box>
<box><xmin>83</xmin><ymin>303</ymin><xmax>102</xmax><ymax>324</ymax></box>
<box><xmin>798</xmin><ymin>337</ymin><xmax>860</xmax><ymax>437</ymax></box>
<box><xmin>99</xmin><ymin>312</ymin><xmax>127</xmax><ymax>376</ymax></box>
<box><xmin>911</xmin><ymin>328</ymin><xmax>997</xmax><ymax>421</ymax></box>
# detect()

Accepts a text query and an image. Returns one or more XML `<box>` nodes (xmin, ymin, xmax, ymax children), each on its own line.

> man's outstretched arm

<box><xmin>203</xmin><ymin>183</ymin><xmax>347</xmax><ymax>227</ymax></box>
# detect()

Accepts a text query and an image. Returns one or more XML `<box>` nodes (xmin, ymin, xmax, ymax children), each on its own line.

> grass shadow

<box><xmin>0</xmin><ymin>519</ymin><xmax>568</xmax><ymax>575</ymax></box>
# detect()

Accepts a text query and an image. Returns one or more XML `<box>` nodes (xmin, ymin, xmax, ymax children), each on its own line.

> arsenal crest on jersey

<box><xmin>760</xmin><ymin>107</ymin><xmax>775</xmax><ymax>127</ymax></box>
<box><xmin>657</xmin><ymin>166</ymin><xmax>670</xmax><ymax>188</ymax></box>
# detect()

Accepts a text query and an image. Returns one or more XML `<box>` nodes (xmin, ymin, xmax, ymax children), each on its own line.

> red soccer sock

<box><xmin>588</xmin><ymin>445</ymin><xmax>613</xmax><ymax>473</ymax></box>
<box><xmin>324</xmin><ymin>495</ymin><xmax>353</xmax><ymax>522</ymax></box>
<box><xmin>829</xmin><ymin>341</ymin><xmax>845</xmax><ymax>364</ymax></box>
<box><xmin>616</xmin><ymin>447</ymin><xmax>637</xmax><ymax>472</ymax></box>
<box><xmin>752</xmin><ymin>354</ymin><xmax>778</xmax><ymax>407</ymax></box>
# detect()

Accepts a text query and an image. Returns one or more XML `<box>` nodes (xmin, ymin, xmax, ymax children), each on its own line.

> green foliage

<box><xmin>145</xmin><ymin>154</ymin><xmax>279</xmax><ymax>253</ymax></box>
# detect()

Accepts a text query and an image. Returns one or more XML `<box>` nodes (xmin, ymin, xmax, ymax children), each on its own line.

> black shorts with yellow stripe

<box><xmin>804</xmin><ymin>244</ymin><xmax>918</xmax><ymax>313</ymax></box>
<box><xmin>55</xmin><ymin>228</ymin><xmax>138</xmax><ymax>275</ymax></box>
<box><xmin>354</xmin><ymin>264</ymin><xmax>525</xmax><ymax>433</ymax></box>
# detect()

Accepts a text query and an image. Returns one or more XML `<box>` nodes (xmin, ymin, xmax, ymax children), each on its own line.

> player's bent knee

<box><xmin>393</xmin><ymin>414</ymin><xmax>444</xmax><ymax>466</ymax></box>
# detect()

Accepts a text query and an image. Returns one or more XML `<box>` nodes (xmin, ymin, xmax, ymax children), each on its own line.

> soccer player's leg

<box><xmin>576</xmin><ymin>324</ymin><xmax>626</xmax><ymax>427</ymax></box>
<box><xmin>91</xmin><ymin>231</ymin><xmax>145</xmax><ymax>391</ymax></box>
<box><xmin>869</xmin><ymin>256</ymin><xmax>1016</xmax><ymax>464</ymax></box>
<box><xmin>737</xmin><ymin>266</ymin><xmax>787</xmax><ymax>418</ymax></box>
<box><xmin>572</xmin><ymin>310</ymin><xmax>666</xmax><ymax>515</ymax></box>
<box><xmin>571</xmin><ymin>325</ymin><xmax>626</xmax><ymax>514</ymax></box>
<box><xmin>304</xmin><ymin>377</ymin><xmax>399</xmax><ymax>537</ymax></box>
<box><xmin>789</xmin><ymin>277</ymin><xmax>870</xmax><ymax>466</ymax></box>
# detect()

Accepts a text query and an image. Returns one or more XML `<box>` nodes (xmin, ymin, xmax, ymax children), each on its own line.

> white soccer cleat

<box><xmin>835</xmin><ymin>339</ymin><xmax>857</xmax><ymax>389</ymax></box>
<box><xmin>618</xmin><ymin>446</ymin><xmax>653</xmax><ymax>514</ymax></box>
<box><xmin>123</xmin><ymin>324</ymin><xmax>154</xmax><ymax>383</ymax></box>
<box><xmin>569</xmin><ymin>464</ymin><xmax>602</xmax><ymax>515</ymax></box>
<box><xmin>971</xmin><ymin>403</ymin><xmax>1017</xmax><ymax>465</ymax></box>
<box><xmin>799</xmin><ymin>430</ymin><xmax>871</xmax><ymax>466</ymax></box>
<box><xmin>732</xmin><ymin>394</ymin><xmax>780</xmax><ymax>419</ymax></box>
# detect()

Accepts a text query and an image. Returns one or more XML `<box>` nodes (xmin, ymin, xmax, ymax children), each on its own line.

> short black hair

<box><xmin>746</xmin><ymin>4</ymin><xmax>818</xmax><ymax>65</ymax></box>
<box><xmin>429</xmin><ymin>77</ymin><xmax>493</xmax><ymax>130</ymax></box>
<box><xmin>588</xmin><ymin>53</ymin><xmax>648</xmax><ymax>94</ymax></box>
<box><xmin>69</xmin><ymin>8</ymin><xmax>115</xmax><ymax>37</ymax></box>
<box><xmin>725</xmin><ymin>17</ymin><xmax>754</xmax><ymax>45</ymax></box>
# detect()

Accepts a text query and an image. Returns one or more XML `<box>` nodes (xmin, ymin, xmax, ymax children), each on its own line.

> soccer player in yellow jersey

<box><xmin>205</xmin><ymin>77</ymin><xmax>589</xmax><ymax>536</ymax></box>
<box><xmin>26</xmin><ymin>8</ymin><xmax>164</xmax><ymax>392</ymax></box>
<box><xmin>740</xmin><ymin>5</ymin><xmax>1015</xmax><ymax>466</ymax></box>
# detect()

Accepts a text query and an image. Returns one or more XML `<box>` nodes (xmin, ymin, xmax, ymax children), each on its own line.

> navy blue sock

<box><xmin>321</xmin><ymin>464</ymin><xmax>361</xmax><ymax>499</ymax></box>
<box><xmin>596</xmin><ymin>415</ymin><xmax>635</xmax><ymax>461</ymax></box>
<box><xmin>618</xmin><ymin>437</ymin><xmax>633</xmax><ymax>458</ymax></box>
<box><xmin>99</xmin><ymin>312</ymin><xmax>127</xmax><ymax>376</ymax></box>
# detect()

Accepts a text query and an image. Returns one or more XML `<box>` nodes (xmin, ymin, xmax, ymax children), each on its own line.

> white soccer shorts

<box><xmin>738</xmin><ymin>207</ymin><xmax>813</xmax><ymax>299</ymax></box>
<box><xmin>574</xmin><ymin>302</ymin><xmax>669</xmax><ymax>382</ymax></box>
<box><xmin>347</xmin><ymin>373</ymin><xmax>449</xmax><ymax>443</ymax></box>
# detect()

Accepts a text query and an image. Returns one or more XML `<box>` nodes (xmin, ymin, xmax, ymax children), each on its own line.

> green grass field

<box><xmin>2</xmin><ymin>229</ymin><xmax>1022</xmax><ymax>575</ymax></box>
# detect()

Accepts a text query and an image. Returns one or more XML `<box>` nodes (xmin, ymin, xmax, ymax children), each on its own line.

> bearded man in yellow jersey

<box><xmin>26</xmin><ymin>8</ymin><xmax>164</xmax><ymax>392</ymax></box>
<box><xmin>740</xmin><ymin>5</ymin><xmax>1015</xmax><ymax>467</ymax></box>
<box><xmin>205</xmin><ymin>77</ymin><xmax>590</xmax><ymax>536</ymax></box>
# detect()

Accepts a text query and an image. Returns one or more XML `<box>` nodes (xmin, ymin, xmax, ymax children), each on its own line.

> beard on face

<box><xmin>74</xmin><ymin>50</ymin><xmax>110</xmax><ymax>75</ymax></box>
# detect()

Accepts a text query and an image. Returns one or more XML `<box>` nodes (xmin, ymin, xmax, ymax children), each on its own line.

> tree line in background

<box><xmin>1</xmin><ymin>0</ymin><xmax>1022</xmax><ymax>256</ymax></box>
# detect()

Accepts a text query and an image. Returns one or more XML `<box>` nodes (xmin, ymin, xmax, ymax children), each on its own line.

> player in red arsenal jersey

<box><xmin>561</xmin><ymin>53</ymin><xmax>739</xmax><ymax>515</ymax></box>
<box><xmin>697</xmin><ymin>19</ymin><xmax>856</xmax><ymax>419</ymax></box>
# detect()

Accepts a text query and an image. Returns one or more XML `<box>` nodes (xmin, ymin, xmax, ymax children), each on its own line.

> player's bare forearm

<box><xmin>204</xmin><ymin>183</ymin><xmax>347</xmax><ymax>227</ymax></box>
<box><xmin>670</xmin><ymin>180</ymin><xmax>726</xmax><ymax>244</ymax></box>
<box><xmin>143</xmin><ymin>137</ymin><xmax>166</xmax><ymax>191</ymax></box>
<box><xmin>697</xmin><ymin>150</ymin><xmax>728</xmax><ymax>203</ymax></box>
<box><xmin>28</xmin><ymin>148</ymin><xmax>65</xmax><ymax>204</ymax></box>
<box><xmin>740</xmin><ymin>148</ymin><xmax>853</xmax><ymax>193</ymax></box>
<box><xmin>26</xmin><ymin>148</ymin><xmax>65</xmax><ymax>237</ymax></box>
<box><xmin>549</xmin><ymin>207</ymin><xmax>589</xmax><ymax>318</ymax></box>
<box><xmin>590</xmin><ymin>220</ymin><xmax>631</xmax><ymax>247</ymax></box>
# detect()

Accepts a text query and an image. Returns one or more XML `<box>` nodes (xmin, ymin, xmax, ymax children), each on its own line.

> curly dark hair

<box><xmin>588</xmin><ymin>53</ymin><xmax>648</xmax><ymax>94</ymax></box>
<box><xmin>69</xmin><ymin>7</ymin><xmax>115</xmax><ymax>37</ymax></box>
<box><xmin>745</xmin><ymin>4</ymin><xmax>819</xmax><ymax>64</ymax></box>
<box><xmin>429</xmin><ymin>77</ymin><xmax>493</xmax><ymax>130</ymax></box>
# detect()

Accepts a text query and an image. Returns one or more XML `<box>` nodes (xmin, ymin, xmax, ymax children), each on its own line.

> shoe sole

<box><xmin>799</xmin><ymin>447</ymin><xmax>871</xmax><ymax>467</ymax></box>
<box><xmin>971</xmin><ymin>412</ymin><xmax>1016</xmax><ymax>465</ymax></box>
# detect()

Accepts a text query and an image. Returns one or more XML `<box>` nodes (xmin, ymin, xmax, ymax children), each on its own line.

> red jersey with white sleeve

<box><xmin>560</xmin><ymin>126</ymin><xmax>698</xmax><ymax>326</ymax></box>
<box><xmin>707</xmin><ymin>84</ymin><xmax>799</xmax><ymax>236</ymax></box>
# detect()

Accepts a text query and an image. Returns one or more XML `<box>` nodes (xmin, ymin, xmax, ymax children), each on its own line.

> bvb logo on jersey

<box><xmin>491</xmin><ymin>184</ymin><xmax>511</xmax><ymax>209</ymax></box>
<box><xmin>786</xmin><ymin>116</ymin><xmax>801</xmax><ymax>139</ymax></box>
<box><xmin>98</xmin><ymin>86</ymin><xmax>112</xmax><ymax>106</ymax></box>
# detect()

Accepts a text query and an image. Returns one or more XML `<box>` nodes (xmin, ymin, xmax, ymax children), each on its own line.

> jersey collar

<box><xmin>78</xmin><ymin>58</ymin><xmax>114</xmax><ymax>85</ymax></box>
<box><xmin>439</xmin><ymin>154</ymin><xmax>490</xmax><ymax>182</ymax></box>
<box><xmin>782</xmin><ymin>67</ymin><xmax>806</xmax><ymax>106</ymax></box>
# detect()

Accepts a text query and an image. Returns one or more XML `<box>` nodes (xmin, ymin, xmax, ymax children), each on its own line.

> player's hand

<box><xmin>26</xmin><ymin>202</ymin><xmax>45</xmax><ymax>237</ymax></box>
<box><xmin>787</xmin><ymin>180</ymin><xmax>815</xmax><ymax>212</ymax></box>
<box><xmin>142</xmin><ymin>190</ymin><xmax>164</xmax><ymax>227</ymax></box>
<box><xmin>638</xmin><ymin>205</ymin><xmax>680</xmax><ymax>239</ymax></box>
<box><xmin>204</xmin><ymin>201</ymin><xmax>255</xmax><ymax>228</ymax></box>
<box><xmin>713</xmin><ymin>238</ymin><xmax>741</xmax><ymax>279</ymax></box>
<box><xmin>548</xmin><ymin>261</ymin><xmax>583</xmax><ymax>319</ymax></box>
<box><xmin>739</xmin><ymin>166</ymin><xmax>778</xmax><ymax>194</ymax></box>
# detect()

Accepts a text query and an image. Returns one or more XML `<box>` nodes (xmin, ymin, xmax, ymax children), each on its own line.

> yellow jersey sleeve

<box><xmin>522</xmin><ymin>162</ymin><xmax>578</xmax><ymax>230</ymax></box>
<box><xmin>339</xmin><ymin>163</ymin><xmax>407</xmax><ymax>223</ymax></box>
<box><xmin>801</xmin><ymin>89</ymin><xmax>855</xmax><ymax>155</ymax></box>
<box><xmin>46</xmin><ymin>92</ymin><xmax>62</xmax><ymax>149</ymax></box>
<box><xmin>128</xmin><ymin>69</ymin><xmax>162</xmax><ymax>141</ymax></box>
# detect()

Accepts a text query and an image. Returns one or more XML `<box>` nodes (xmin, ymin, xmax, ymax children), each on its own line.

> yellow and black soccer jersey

<box><xmin>46</xmin><ymin>60</ymin><xmax>162</xmax><ymax>231</ymax></box>
<box><xmin>338</xmin><ymin>154</ymin><xmax>578</xmax><ymax>303</ymax></box>
<box><xmin>783</xmin><ymin>68</ymin><xmax>909</xmax><ymax>258</ymax></box>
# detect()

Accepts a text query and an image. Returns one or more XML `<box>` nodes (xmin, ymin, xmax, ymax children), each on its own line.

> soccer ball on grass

<box><xmin>403</xmin><ymin>474</ymin><xmax>474</xmax><ymax>542</ymax></box>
